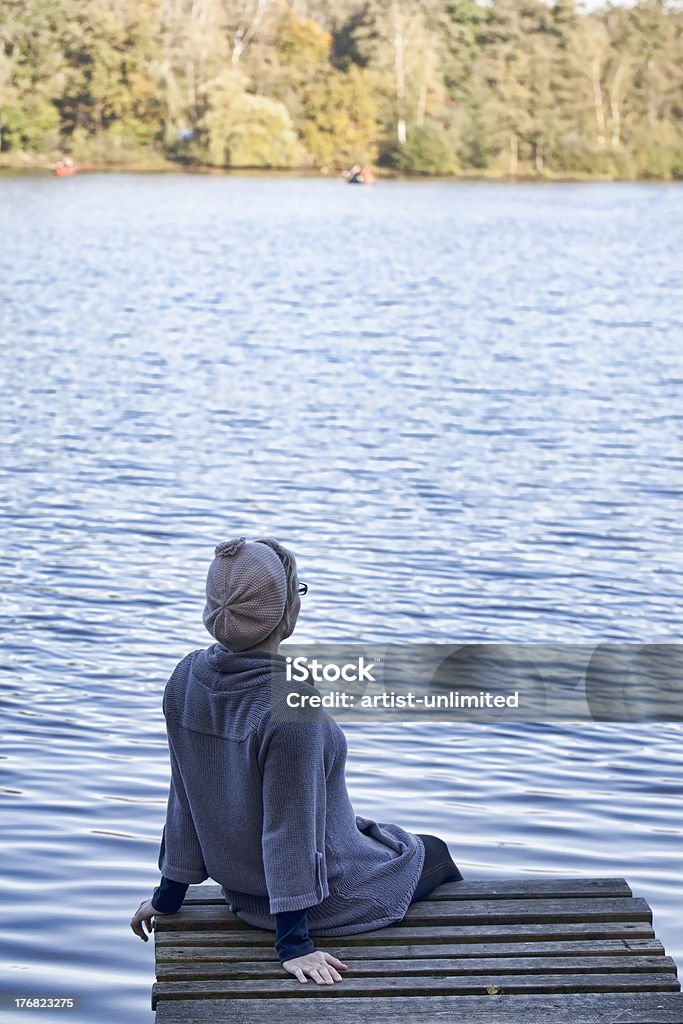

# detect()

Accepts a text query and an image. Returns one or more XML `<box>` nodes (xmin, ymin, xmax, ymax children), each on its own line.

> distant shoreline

<box><xmin>0</xmin><ymin>159</ymin><xmax>679</xmax><ymax>184</ymax></box>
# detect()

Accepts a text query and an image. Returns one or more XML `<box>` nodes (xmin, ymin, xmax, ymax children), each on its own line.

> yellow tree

<box><xmin>261</xmin><ymin>9</ymin><xmax>383</xmax><ymax>167</ymax></box>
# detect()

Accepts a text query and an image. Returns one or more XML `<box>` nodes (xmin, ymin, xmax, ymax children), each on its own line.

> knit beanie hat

<box><xmin>203</xmin><ymin>538</ymin><xmax>288</xmax><ymax>652</ymax></box>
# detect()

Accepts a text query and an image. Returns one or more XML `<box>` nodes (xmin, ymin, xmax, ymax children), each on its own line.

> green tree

<box><xmin>0</xmin><ymin>0</ymin><xmax>66</xmax><ymax>152</ymax></box>
<box><xmin>199</xmin><ymin>67</ymin><xmax>306</xmax><ymax>166</ymax></box>
<box><xmin>478</xmin><ymin>0</ymin><xmax>536</xmax><ymax>174</ymax></box>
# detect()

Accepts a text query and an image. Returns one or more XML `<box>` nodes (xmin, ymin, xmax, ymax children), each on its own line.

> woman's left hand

<box><xmin>130</xmin><ymin>899</ymin><xmax>168</xmax><ymax>941</ymax></box>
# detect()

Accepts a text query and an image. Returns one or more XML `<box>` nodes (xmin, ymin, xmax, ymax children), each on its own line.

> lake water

<box><xmin>1</xmin><ymin>174</ymin><xmax>682</xmax><ymax>1021</ymax></box>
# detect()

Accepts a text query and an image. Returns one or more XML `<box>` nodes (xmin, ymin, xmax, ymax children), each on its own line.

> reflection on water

<box><xmin>1</xmin><ymin>175</ymin><xmax>682</xmax><ymax>1022</ymax></box>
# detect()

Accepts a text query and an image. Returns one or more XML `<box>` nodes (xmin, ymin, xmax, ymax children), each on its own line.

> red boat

<box><xmin>53</xmin><ymin>159</ymin><xmax>76</xmax><ymax>177</ymax></box>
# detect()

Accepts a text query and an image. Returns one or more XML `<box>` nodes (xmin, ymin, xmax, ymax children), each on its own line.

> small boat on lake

<box><xmin>342</xmin><ymin>164</ymin><xmax>375</xmax><ymax>185</ymax></box>
<box><xmin>53</xmin><ymin>159</ymin><xmax>76</xmax><ymax>177</ymax></box>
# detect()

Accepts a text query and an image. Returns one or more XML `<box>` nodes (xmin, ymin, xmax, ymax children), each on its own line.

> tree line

<box><xmin>1</xmin><ymin>0</ymin><xmax>682</xmax><ymax>178</ymax></box>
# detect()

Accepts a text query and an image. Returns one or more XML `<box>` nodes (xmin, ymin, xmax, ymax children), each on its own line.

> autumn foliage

<box><xmin>1</xmin><ymin>0</ymin><xmax>681</xmax><ymax>178</ymax></box>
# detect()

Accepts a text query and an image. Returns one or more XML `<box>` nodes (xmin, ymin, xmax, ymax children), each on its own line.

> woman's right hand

<box><xmin>130</xmin><ymin>899</ymin><xmax>169</xmax><ymax>941</ymax></box>
<box><xmin>282</xmin><ymin>949</ymin><xmax>348</xmax><ymax>984</ymax></box>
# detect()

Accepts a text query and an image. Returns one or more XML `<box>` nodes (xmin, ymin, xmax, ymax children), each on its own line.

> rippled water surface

<box><xmin>1</xmin><ymin>175</ymin><xmax>682</xmax><ymax>1022</ymax></box>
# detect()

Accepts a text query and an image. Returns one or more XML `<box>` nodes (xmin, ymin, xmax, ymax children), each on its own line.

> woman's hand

<box><xmin>282</xmin><ymin>950</ymin><xmax>348</xmax><ymax>985</ymax></box>
<box><xmin>130</xmin><ymin>899</ymin><xmax>169</xmax><ymax>941</ymax></box>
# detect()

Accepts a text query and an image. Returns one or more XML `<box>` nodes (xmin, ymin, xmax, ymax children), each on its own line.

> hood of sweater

<box><xmin>194</xmin><ymin>643</ymin><xmax>289</xmax><ymax>691</ymax></box>
<box><xmin>165</xmin><ymin>644</ymin><xmax>291</xmax><ymax>740</ymax></box>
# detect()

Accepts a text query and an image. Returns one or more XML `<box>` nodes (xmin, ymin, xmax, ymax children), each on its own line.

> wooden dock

<box><xmin>153</xmin><ymin>877</ymin><xmax>683</xmax><ymax>1023</ymax></box>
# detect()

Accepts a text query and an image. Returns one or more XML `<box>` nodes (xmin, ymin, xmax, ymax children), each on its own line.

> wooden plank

<box><xmin>157</xmin><ymin>897</ymin><xmax>652</xmax><ymax>931</ymax></box>
<box><xmin>154</xmin><ymin>920</ymin><xmax>656</xmax><ymax>947</ymax></box>
<box><xmin>156</xmin><ymin>954</ymin><xmax>678</xmax><ymax>982</ymax></box>
<box><xmin>182</xmin><ymin>878</ymin><xmax>633</xmax><ymax>904</ymax></box>
<box><xmin>153</xmin><ymin>992</ymin><xmax>683</xmax><ymax>1023</ymax></box>
<box><xmin>401</xmin><ymin>897</ymin><xmax>651</xmax><ymax>924</ymax></box>
<box><xmin>152</xmin><ymin>972</ymin><xmax>681</xmax><ymax>1004</ymax></box>
<box><xmin>156</xmin><ymin>938</ymin><xmax>666</xmax><ymax>964</ymax></box>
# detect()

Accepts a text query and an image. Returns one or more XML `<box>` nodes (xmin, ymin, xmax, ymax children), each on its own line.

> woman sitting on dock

<box><xmin>131</xmin><ymin>538</ymin><xmax>463</xmax><ymax>985</ymax></box>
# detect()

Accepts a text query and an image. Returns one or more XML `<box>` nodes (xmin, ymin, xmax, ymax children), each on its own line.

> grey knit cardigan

<box><xmin>158</xmin><ymin>643</ymin><xmax>425</xmax><ymax>935</ymax></box>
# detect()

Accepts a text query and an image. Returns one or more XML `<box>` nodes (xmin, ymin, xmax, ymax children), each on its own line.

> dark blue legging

<box><xmin>410</xmin><ymin>833</ymin><xmax>463</xmax><ymax>904</ymax></box>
